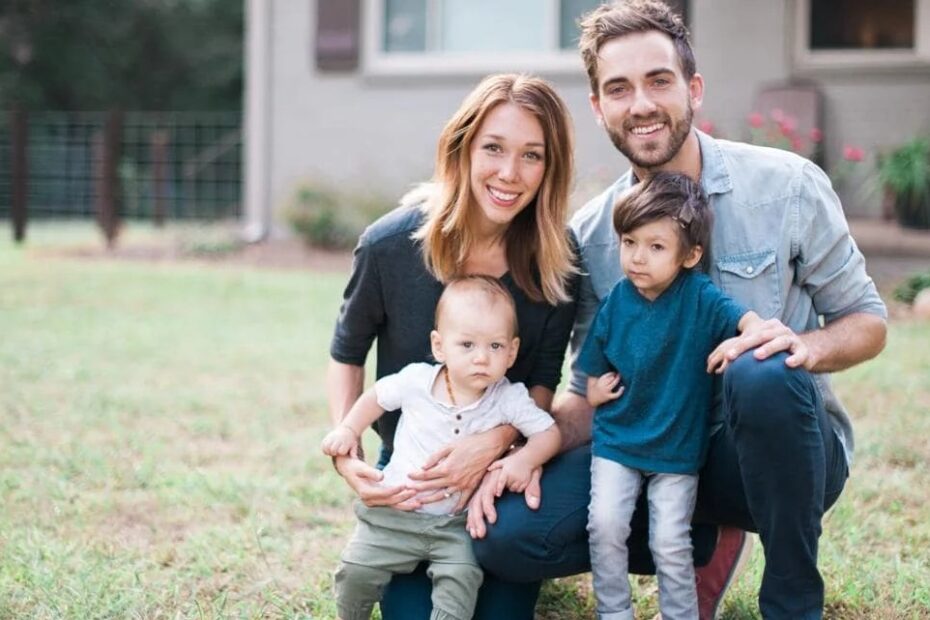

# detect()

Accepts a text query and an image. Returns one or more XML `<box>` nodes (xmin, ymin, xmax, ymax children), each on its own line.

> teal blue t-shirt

<box><xmin>577</xmin><ymin>270</ymin><xmax>746</xmax><ymax>474</ymax></box>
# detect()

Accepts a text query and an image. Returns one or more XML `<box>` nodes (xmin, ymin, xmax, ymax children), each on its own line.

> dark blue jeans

<box><xmin>380</xmin><ymin>352</ymin><xmax>848</xmax><ymax>620</ymax></box>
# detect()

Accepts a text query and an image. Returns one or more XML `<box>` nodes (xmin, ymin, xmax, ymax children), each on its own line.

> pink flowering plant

<box><xmin>745</xmin><ymin>109</ymin><xmax>865</xmax><ymax>187</ymax></box>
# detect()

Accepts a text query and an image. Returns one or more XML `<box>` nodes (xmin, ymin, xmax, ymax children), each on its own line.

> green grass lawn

<box><xmin>1</xmin><ymin>223</ymin><xmax>928</xmax><ymax>619</ymax></box>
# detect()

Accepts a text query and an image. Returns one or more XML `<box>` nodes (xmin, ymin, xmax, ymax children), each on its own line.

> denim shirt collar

<box><xmin>695</xmin><ymin>129</ymin><xmax>733</xmax><ymax>197</ymax></box>
<box><xmin>618</xmin><ymin>129</ymin><xmax>733</xmax><ymax>197</ymax></box>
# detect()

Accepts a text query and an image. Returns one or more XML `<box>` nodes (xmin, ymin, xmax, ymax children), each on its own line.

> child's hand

<box><xmin>586</xmin><ymin>372</ymin><xmax>624</xmax><ymax>407</ymax></box>
<box><xmin>487</xmin><ymin>453</ymin><xmax>536</xmax><ymax>495</ymax></box>
<box><xmin>321</xmin><ymin>426</ymin><xmax>359</xmax><ymax>458</ymax></box>
<box><xmin>707</xmin><ymin>336</ymin><xmax>741</xmax><ymax>374</ymax></box>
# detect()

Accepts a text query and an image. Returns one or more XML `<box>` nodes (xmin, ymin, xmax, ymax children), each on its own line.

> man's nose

<box><xmin>630</xmin><ymin>88</ymin><xmax>658</xmax><ymax>117</ymax></box>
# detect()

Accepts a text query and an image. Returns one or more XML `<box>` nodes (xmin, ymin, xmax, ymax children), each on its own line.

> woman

<box><xmin>327</xmin><ymin>73</ymin><xmax>577</xmax><ymax>618</ymax></box>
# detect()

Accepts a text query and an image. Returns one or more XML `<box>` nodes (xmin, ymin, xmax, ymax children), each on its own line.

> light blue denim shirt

<box><xmin>569</xmin><ymin>130</ymin><xmax>887</xmax><ymax>464</ymax></box>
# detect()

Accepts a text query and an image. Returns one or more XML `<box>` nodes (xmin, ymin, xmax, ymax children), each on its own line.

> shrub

<box><xmin>893</xmin><ymin>270</ymin><xmax>930</xmax><ymax>305</ymax></box>
<box><xmin>284</xmin><ymin>182</ymin><xmax>390</xmax><ymax>250</ymax></box>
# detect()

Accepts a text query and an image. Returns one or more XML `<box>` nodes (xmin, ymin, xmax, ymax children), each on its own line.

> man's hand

<box><xmin>321</xmin><ymin>426</ymin><xmax>359</xmax><ymax>458</ymax></box>
<box><xmin>466</xmin><ymin>463</ymin><xmax>543</xmax><ymax>539</ymax></box>
<box><xmin>586</xmin><ymin>372</ymin><xmax>624</xmax><ymax>407</ymax></box>
<box><xmin>707</xmin><ymin>318</ymin><xmax>812</xmax><ymax>371</ymax></box>
<box><xmin>333</xmin><ymin>455</ymin><xmax>421</xmax><ymax>511</ymax></box>
<box><xmin>406</xmin><ymin>427</ymin><xmax>513</xmax><ymax>513</ymax></box>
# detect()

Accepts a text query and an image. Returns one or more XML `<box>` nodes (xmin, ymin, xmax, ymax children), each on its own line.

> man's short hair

<box><xmin>579</xmin><ymin>0</ymin><xmax>696</xmax><ymax>93</ymax></box>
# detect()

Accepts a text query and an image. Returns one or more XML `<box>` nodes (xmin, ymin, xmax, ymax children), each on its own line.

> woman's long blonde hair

<box><xmin>409</xmin><ymin>73</ymin><xmax>576</xmax><ymax>305</ymax></box>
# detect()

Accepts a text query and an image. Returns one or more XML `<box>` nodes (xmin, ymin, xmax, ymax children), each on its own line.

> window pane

<box><xmin>384</xmin><ymin>0</ymin><xmax>427</xmax><ymax>52</ymax></box>
<box><xmin>560</xmin><ymin>0</ymin><xmax>604</xmax><ymax>49</ymax></box>
<box><xmin>810</xmin><ymin>0</ymin><xmax>914</xmax><ymax>50</ymax></box>
<box><xmin>441</xmin><ymin>0</ymin><xmax>545</xmax><ymax>52</ymax></box>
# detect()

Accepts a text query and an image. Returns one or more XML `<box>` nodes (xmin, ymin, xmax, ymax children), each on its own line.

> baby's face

<box><xmin>432</xmin><ymin>298</ymin><xmax>519</xmax><ymax>396</ymax></box>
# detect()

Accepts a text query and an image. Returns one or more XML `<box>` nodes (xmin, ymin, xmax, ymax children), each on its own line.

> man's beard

<box><xmin>606</xmin><ymin>104</ymin><xmax>693</xmax><ymax>170</ymax></box>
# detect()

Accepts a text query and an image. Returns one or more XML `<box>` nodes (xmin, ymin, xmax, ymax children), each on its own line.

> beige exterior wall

<box><xmin>249</xmin><ymin>0</ymin><xmax>930</xmax><ymax>226</ymax></box>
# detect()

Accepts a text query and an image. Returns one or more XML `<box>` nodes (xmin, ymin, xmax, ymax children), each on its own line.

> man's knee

<box><xmin>724</xmin><ymin>350</ymin><xmax>814</xmax><ymax>430</ymax></box>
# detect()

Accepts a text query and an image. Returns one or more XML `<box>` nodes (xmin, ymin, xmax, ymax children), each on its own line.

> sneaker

<box><xmin>695</xmin><ymin>526</ymin><xmax>753</xmax><ymax>620</ymax></box>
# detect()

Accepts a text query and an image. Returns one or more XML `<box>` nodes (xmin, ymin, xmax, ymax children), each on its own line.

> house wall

<box><xmin>254</xmin><ymin>0</ymin><xmax>930</xmax><ymax>227</ymax></box>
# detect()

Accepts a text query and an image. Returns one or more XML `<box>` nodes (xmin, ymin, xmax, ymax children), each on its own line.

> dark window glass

<box><xmin>810</xmin><ymin>0</ymin><xmax>914</xmax><ymax>50</ymax></box>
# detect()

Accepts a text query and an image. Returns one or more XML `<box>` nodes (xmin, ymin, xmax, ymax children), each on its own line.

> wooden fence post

<box><xmin>10</xmin><ymin>109</ymin><xmax>28</xmax><ymax>243</ymax></box>
<box><xmin>95</xmin><ymin>109</ymin><xmax>123</xmax><ymax>247</ymax></box>
<box><xmin>151</xmin><ymin>129</ymin><xmax>169</xmax><ymax>227</ymax></box>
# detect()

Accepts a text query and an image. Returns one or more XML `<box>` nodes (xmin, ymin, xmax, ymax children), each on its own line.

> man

<box><xmin>470</xmin><ymin>1</ymin><xmax>887</xmax><ymax>618</ymax></box>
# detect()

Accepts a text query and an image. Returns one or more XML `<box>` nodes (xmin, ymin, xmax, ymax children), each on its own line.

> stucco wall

<box><xmin>259</xmin><ymin>0</ymin><xmax>930</xmax><ymax>222</ymax></box>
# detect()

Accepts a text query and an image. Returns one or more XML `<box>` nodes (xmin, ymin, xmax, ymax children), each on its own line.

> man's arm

<box><xmin>551</xmin><ymin>390</ymin><xmax>593</xmax><ymax>452</ymax></box>
<box><xmin>732</xmin><ymin>311</ymin><xmax>886</xmax><ymax>372</ymax></box>
<box><xmin>718</xmin><ymin>163</ymin><xmax>888</xmax><ymax>371</ymax></box>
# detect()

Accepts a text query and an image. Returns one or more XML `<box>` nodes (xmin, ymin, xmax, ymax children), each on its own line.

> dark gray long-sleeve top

<box><xmin>330</xmin><ymin>204</ymin><xmax>578</xmax><ymax>456</ymax></box>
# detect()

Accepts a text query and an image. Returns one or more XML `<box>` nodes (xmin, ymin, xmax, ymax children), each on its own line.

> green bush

<box><xmin>893</xmin><ymin>270</ymin><xmax>930</xmax><ymax>304</ymax></box>
<box><xmin>284</xmin><ymin>182</ymin><xmax>391</xmax><ymax>250</ymax></box>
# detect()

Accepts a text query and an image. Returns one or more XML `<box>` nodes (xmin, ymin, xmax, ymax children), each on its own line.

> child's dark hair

<box><xmin>612</xmin><ymin>172</ymin><xmax>712</xmax><ymax>266</ymax></box>
<box><xmin>434</xmin><ymin>274</ymin><xmax>519</xmax><ymax>336</ymax></box>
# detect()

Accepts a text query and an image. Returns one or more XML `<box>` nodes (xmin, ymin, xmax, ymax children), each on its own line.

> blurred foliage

<box><xmin>0</xmin><ymin>0</ymin><xmax>243</xmax><ymax>110</ymax></box>
<box><xmin>893</xmin><ymin>270</ymin><xmax>930</xmax><ymax>305</ymax></box>
<box><xmin>284</xmin><ymin>181</ymin><xmax>393</xmax><ymax>251</ymax></box>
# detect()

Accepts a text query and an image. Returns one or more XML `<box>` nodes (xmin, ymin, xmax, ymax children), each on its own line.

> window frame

<box><xmin>362</xmin><ymin>0</ymin><xmax>588</xmax><ymax>76</ymax></box>
<box><xmin>792</xmin><ymin>0</ymin><xmax>930</xmax><ymax>71</ymax></box>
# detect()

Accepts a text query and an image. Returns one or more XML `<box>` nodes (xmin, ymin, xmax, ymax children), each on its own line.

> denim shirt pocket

<box><xmin>715</xmin><ymin>249</ymin><xmax>782</xmax><ymax>318</ymax></box>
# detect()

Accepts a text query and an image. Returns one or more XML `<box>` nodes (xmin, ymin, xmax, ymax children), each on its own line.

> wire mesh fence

<box><xmin>0</xmin><ymin>111</ymin><xmax>242</xmax><ymax>221</ymax></box>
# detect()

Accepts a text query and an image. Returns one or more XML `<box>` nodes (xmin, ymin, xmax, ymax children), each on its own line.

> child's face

<box><xmin>620</xmin><ymin>217</ymin><xmax>702</xmax><ymax>301</ymax></box>
<box><xmin>430</xmin><ymin>296</ymin><xmax>519</xmax><ymax>397</ymax></box>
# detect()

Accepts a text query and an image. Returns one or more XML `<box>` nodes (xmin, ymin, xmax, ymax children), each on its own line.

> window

<box><xmin>366</xmin><ymin>0</ymin><xmax>604</xmax><ymax>75</ymax></box>
<box><xmin>795</xmin><ymin>0</ymin><xmax>930</xmax><ymax>69</ymax></box>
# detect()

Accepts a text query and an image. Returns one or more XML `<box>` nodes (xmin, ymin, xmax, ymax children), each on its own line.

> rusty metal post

<box><xmin>95</xmin><ymin>109</ymin><xmax>123</xmax><ymax>248</ymax></box>
<box><xmin>10</xmin><ymin>109</ymin><xmax>28</xmax><ymax>243</ymax></box>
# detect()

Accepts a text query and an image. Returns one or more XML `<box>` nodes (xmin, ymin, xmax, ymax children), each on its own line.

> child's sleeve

<box><xmin>702</xmin><ymin>282</ymin><xmax>749</xmax><ymax>341</ymax></box>
<box><xmin>373</xmin><ymin>363</ymin><xmax>423</xmax><ymax>412</ymax></box>
<box><xmin>499</xmin><ymin>382</ymin><xmax>555</xmax><ymax>438</ymax></box>
<box><xmin>575</xmin><ymin>298</ymin><xmax>613</xmax><ymax>379</ymax></box>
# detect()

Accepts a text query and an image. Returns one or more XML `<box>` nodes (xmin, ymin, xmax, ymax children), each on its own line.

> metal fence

<box><xmin>0</xmin><ymin>111</ymin><xmax>242</xmax><ymax>221</ymax></box>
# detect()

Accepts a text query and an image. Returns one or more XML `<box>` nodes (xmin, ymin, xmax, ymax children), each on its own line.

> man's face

<box><xmin>590</xmin><ymin>31</ymin><xmax>703</xmax><ymax>171</ymax></box>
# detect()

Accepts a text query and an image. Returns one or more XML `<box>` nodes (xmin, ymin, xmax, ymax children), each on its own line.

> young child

<box><xmin>321</xmin><ymin>275</ymin><xmax>562</xmax><ymax>620</ymax></box>
<box><xmin>576</xmin><ymin>172</ymin><xmax>763</xmax><ymax>620</ymax></box>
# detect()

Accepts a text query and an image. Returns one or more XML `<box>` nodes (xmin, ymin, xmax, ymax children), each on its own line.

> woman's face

<box><xmin>468</xmin><ymin>102</ymin><xmax>546</xmax><ymax>234</ymax></box>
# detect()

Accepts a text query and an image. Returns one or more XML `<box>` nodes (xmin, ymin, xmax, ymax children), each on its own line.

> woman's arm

<box><xmin>326</xmin><ymin>358</ymin><xmax>421</xmax><ymax>510</ymax></box>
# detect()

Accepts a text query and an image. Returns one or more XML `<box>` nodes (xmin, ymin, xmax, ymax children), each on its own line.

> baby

<box><xmin>322</xmin><ymin>274</ymin><xmax>561</xmax><ymax>620</ymax></box>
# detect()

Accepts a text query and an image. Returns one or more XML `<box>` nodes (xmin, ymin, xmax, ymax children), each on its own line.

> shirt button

<box><xmin>745</xmin><ymin>266</ymin><xmax>754</xmax><ymax>274</ymax></box>
<box><xmin>454</xmin><ymin>429</ymin><xmax>460</xmax><ymax>434</ymax></box>
<box><xmin>456</xmin><ymin>414</ymin><xmax>462</xmax><ymax>420</ymax></box>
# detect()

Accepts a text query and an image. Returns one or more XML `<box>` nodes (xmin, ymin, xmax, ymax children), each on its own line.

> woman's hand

<box><xmin>406</xmin><ymin>425</ymin><xmax>517</xmax><ymax>513</ymax></box>
<box><xmin>333</xmin><ymin>455</ymin><xmax>421</xmax><ymax>511</ymax></box>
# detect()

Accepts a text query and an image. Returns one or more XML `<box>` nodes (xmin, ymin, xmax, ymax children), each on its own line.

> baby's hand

<box><xmin>321</xmin><ymin>426</ymin><xmax>359</xmax><ymax>458</ymax></box>
<box><xmin>487</xmin><ymin>454</ymin><xmax>534</xmax><ymax>495</ymax></box>
<box><xmin>587</xmin><ymin>372</ymin><xmax>625</xmax><ymax>407</ymax></box>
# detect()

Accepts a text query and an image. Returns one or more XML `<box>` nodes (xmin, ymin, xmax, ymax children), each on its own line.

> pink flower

<box><xmin>779</xmin><ymin>116</ymin><xmax>798</xmax><ymax>137</ymax></box>
<box><xmin>698</xmin><ymin>119</ymin><xmax>715</xmax><ymax>135</ymax></box>
<box><xmin>748</xmin><ymin>112</ymin><xmax>765</xmax><ymax>128</ymax></box>
<box><xmin>770</xmin><ymin>108</ymin><xmax>785</xmax><ymax>123</ymax></box>
<box><xmin>791</xmin><ymin>136</ymin><xmax>805</xmax><ymax>152</ymax></box>
<box><xmin>809</xmin><ymin>128</ymin><xmax>823</xmax><ymax>143</ymax></box>
<box><xmin>842</xmin><ymin>145</ymin><xmax>864</xmax><ymax>162</ymax></box>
